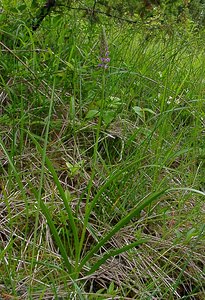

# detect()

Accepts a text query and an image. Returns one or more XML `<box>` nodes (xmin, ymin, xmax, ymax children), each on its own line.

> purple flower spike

<box><xmin>98</xmin><ymin>27</ymin><xmax>110</xmax><ymax>69</ymax></box>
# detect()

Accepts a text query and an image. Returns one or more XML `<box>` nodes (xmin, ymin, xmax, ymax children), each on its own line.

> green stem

<box><xmin>76</xmin><ymin>69</ymin><xmax>106</xmax><ymax>274</ymax></box>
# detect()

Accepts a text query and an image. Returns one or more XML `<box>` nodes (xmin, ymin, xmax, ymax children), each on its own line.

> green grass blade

<box><xmin>169</xmin><ymin>187</ymin><xmax>205</xmax><ymax>196</ymax></box>
<box><xmin>0</xmin><ymin>238</ymin><xmax>14</xmax><ymax>261</ymax></box>
<box><xmin>77</xmin><ymin>156</ymin><xmax>148</xmax><ymax>275</ymax></box>
<box><xmin>39</xmin><ymin>198</ymin><xmax>73</xmax><ymax>273</ymax></box>
<box><xmin>87</xmin><ymin>238</ymin><xmax>148</xmax><ymax>275</ymax></box>
<box><xmin>0</xmin><ymin>139</ymin><xmax>24</xmax><ymax>195</ymax></box>
<box><xmin>87</xmin><ymin>156</ymin><xmax>149</xmax><ymax>215</ymax></box>
<box><xmin>78</xmin><ymin>189</ymin><xmax>167</xmax><ymax>274</ymax></box>
<box><xmin>26</xmin><ymin>131</ymin><xmax>79</xmax><ymax>262</ymax></box>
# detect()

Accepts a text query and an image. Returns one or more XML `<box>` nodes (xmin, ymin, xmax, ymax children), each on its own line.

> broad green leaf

<box><xmin>85</xmin><ymin>109</ymin><xmax>99</xmax><ymax>119</ymax></box>
<box><xmin>143</xmin><ymin>108</ymin><xmax>156</xmax><ymax>114</ymax></box>
<box><xmin>103</xmin><ymin>110</ymin><xmax>115</xmax><ymax>125</ymax></box>
<box><xmin>133</xmin><ymin>106</ymin><xmax>144</xmax><ymax>117</ymax></box>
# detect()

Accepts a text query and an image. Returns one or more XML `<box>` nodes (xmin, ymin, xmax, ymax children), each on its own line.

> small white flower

<box><xmin>158</xmin><ymin>71</ymin><xmax>162</xmax><ymax>78</ymax></box>
<box><xmin>175</xmin><ymin>98</ymin><xmax>180</xmax><ymax>104</ymax></box>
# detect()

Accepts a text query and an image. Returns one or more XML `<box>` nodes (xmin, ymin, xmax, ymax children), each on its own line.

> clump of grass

<box><xmin>0</xmin><ymin>2</ymin><xmax>205</xmax><ymax>299</ymax></box>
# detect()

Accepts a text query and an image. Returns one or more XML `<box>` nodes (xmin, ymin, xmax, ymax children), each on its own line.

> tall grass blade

<box><xmin>78</xmin><ymin>189</ymin><xmax>167</xmax><ymax>274</ymax></box>
<box><xmin>87</xmin><ymin>238</ymin><xmax>148</xmax><ymax>275</ymax></box>
<box><xmin>29</xmin><ymin>183</ymin><xmax>72</xmax><ymax>273</ymax></box>
<box><xmin>26</xmin><ymin>131</ymin><xmax>79</xmax><ymax>265</ymax></box>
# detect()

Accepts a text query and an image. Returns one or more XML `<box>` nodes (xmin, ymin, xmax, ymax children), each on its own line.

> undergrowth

<box><xmin>0</xmin><ymin>1</ymin><xmax>205</xmax><ymax>299</ymax></box>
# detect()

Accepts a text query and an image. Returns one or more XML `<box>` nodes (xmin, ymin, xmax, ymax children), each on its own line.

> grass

<box><xmin>0</xmin><ymin>2</ymin><xmax>205</xmax><ymax>299</ymax></box>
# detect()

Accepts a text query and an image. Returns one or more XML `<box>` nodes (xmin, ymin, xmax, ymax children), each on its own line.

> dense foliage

<box><xmin>0</xmin><ymin>0</ymin><xmax>205</xmax><ymax>299</ymax></box>
<box><xmin>1</xmin><ymin>0</ymin><xmax>205</xmax><ymax>30</ymax></box>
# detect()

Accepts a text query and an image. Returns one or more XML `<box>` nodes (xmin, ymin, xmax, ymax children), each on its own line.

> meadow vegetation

<box><xmin>0</xmin><ymin>1</ymin><xmax>205</xmax><ymax>299</ymax></box>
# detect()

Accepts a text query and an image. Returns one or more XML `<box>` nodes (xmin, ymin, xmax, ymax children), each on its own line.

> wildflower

<box><xmin>158</xmin><ymin>71</ymin><xmax>163</xmax><ymax>78</ymax></box>
<box><xmin>98</xmin><ymin>27</ymin><xmax>110</xmax><ymax>69</ymax></box>
<box><xmin>167</xmin><ymin>96</ymin><xmax>173</xmax><ymax>105</ymax></box>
